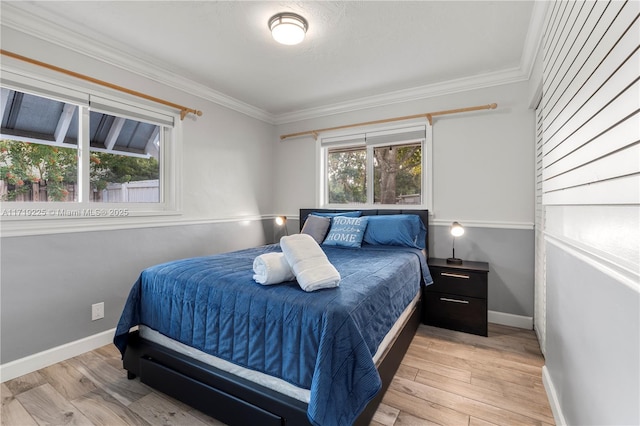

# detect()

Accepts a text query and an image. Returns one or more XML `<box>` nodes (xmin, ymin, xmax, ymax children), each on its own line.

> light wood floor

<box><xmin>1</xmin><ymin>323</ymin><xmax>554</xmax><ymax>425</ymax></box>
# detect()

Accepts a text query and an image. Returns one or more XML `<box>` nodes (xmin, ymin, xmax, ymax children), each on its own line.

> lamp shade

<box><xmin>451</xmin><ymin>222</ymin><xmax>465</xmax><ymax>237</ymax></box>
<box><xmin>269</xmin><ymin>13</ymin><xmax>308</xmax><ymax>45</ymax></box>
<box><xmin>275</xmin><ymin>216</ymin><xmax>288</xmax><ymax>236</ymax></box>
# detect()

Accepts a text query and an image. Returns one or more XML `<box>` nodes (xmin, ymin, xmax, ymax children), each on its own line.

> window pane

<box><xmin>327</xmin><ymin>147</ymin><xmax>366</xmax><ymax>204</ymax></box>
<box><xmin>0</xmin><ymin>140</ymin><xmax>78</xmax><ymax>202</ymax></box>
<box><xmin>373</xmin><ymin>143</ymin><xmax>421</xmax><ymax>205</ymax></box>
<box><xmin>89</xmin><ymin>112</ymin><xmax>160</xmax><ymax>203</ymax></box>
<box><xmin>1</xmin><ymin>87</ymin><xmax>79</xmax><ymax>202</ymax></box>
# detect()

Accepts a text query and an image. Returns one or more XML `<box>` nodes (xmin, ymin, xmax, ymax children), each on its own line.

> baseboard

<box><xmin>542</xmin><ymin>365</ymin><xmax>567</xmax><ymax>425</ymax></box>
<box><xmin>0</xmin><ymin>328</ymin><xmax>115</xmax><ymax>383</ymax></box>
<box><xmin>488</xmin><ymin>310</ymin><xmax>533</xmax><ymax>329</ymax></box>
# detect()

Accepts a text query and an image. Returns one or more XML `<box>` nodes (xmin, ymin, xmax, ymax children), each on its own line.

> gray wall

<box><xmin>273</xmin><ymin>82</ymin><xmax>535</xmax><ymax>224</ymax></box>
<box><xmin>430</xmin><ymin>224</ymin><xmax>533</xmax><ymax>317</ymax></box>
<box><xmin>0</xmin><ymin>220</ymin><xmax>274</xmax><ymax>363</ymax></box>
<box><xmin>274</xmin><ymin>81</ymin><xmax>536</xmax><ymax>321</ymax></box>
<box><xmin>0</xmin><ymin>24</ymin><xmax>280</xmax><ymax>366</ymax></box>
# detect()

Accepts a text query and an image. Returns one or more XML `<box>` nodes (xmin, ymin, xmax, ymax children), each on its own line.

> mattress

<box><xmin>138</xmin><ymin>290</ymin><xmax>420</xmax><ymax>404</ymax></box>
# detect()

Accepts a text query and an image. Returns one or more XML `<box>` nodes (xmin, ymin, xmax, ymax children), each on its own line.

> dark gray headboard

<box><xmin>299</xmin><ymin>208</ymin><xmax>429</xmax><ymax>258</ymax></box>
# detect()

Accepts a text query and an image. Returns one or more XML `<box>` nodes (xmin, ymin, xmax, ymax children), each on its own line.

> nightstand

<box><xmin>424</xmin><ymin>258</ymin><xmax>489</xmax><ymax>336</ymax></box>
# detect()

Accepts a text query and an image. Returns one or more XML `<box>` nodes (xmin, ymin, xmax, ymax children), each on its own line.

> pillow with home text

<box><xmin>322</xmin><ymin>216</ymin><xmax>369</xmax><ymax>248</ymax></box>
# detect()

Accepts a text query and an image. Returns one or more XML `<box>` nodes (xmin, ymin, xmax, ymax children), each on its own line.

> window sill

<box><xmin>0</xmin><ymin>209</ymin><xmax>184</xmax><ymax>237</ymax></box>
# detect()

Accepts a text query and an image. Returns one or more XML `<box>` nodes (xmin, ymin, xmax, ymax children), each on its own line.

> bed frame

<box><xmin>122</xmin><ymin>208</ymin><xmax>429</xmax><ymax>425</ymax></box>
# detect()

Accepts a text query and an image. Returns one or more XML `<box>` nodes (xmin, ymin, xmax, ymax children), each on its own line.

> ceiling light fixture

<box><xmin>268</xmin><ymin>12</ymin><xmax>308</xmax><ymax>45</ymax></box>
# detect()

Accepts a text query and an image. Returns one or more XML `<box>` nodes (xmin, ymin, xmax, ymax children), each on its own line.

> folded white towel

<box><xmin>252</xmin><ymin>252</ymin><xmax>295</xmax><ymax>285</ymax></box>
<box><xmin>280</xmin><ymin>234</ymin><xmax>341</xmax><ymax>292</ymax></box>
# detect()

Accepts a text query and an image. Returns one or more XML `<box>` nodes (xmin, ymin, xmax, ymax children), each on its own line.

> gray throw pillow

<box><xmin>300</xmin><ymin>215</ymin><xmax>331</xmax><ymax>244</ymax></box>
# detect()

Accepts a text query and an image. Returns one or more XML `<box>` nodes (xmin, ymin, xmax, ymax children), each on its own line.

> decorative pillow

<box><xmin>322</xmin><ymin>216</ymin><xmax>369</xmax><ymax>248</ymax></box>
<box><xmin>363</xmin><ymin>214</ymin><xmax>427</xmax><ymax>249</ymax></box>
<box><xmin>311</xmin><ymin>211</ymin><xmax>362</xmax><ymax>218</ymax></box>
<box><xmin>301</xmin><ymin>215</ymin><xmax>331</xmax><ymax>244</ymax></box>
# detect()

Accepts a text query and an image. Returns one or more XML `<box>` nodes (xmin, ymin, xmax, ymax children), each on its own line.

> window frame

<box><xmin>317</xmin><ymin>120</ymin><xmax>433</xmax><ymax>209</ymax></box>
<box><xmin>0</xmin><ymin>68</ymin><xmax>183</xmax><ymax>236</ymax></box>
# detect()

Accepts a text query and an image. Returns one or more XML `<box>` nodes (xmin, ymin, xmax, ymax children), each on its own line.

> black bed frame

<box><xmin>122</xmin><ymin>208</ymin><xmax>429</xmax><ymax>425</ymax></box>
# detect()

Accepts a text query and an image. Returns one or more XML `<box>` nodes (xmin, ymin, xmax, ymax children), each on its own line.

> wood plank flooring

<box><xmin>1</xmin><ymin>324</ymin><xmax>554</xmax><ymax>425</ymax></box>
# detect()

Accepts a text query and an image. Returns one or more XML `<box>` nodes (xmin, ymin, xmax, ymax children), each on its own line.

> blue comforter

<box><xmin>114</xmin><ymin>244</ymin><xmax>431</xmax><ymax>426</ymax></box>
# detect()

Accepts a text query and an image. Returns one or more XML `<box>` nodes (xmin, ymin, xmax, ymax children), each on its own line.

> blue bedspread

<box><xmin>114</xmin><ymin>244</ymin><xmax>431</xmax><ymax>426</ymax></box>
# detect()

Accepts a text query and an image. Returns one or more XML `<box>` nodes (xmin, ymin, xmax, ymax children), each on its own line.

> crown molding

<box><xmin>520</xmin><ymin>0</ymin><xmax>550</xmax><ymax>81</ymax></box>
<box><xmin>0</xmin><ymin>2</ymin><xmax>276</xmax><ymax>124</ymax></box>
<box><xmin>1</xmin><ymin>1</ymin><xmax>546</xmax><ymax>126</ymax></box>
<box><xmin>272</xmin><ymin>67</ymin><xmax>528</xmax><ymax>125</ymax></box>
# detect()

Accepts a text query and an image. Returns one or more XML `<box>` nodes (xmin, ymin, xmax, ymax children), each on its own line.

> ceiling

<box><xmin>1</xmin><ymin>1</ymin><xmax>543</xmax><ymax>123</ymax></box>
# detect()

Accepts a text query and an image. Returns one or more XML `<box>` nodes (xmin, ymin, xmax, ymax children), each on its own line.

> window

<box><xmin>0</xmin><ymin>70</ymin><xmax>180</xmax><ymax>231</ymax></box>
<box><xmin>326</xmin><ymin>146</ymin><xmax>366</xmax><ymax>203</ymax></box>
<box><xmin>319</xmin><ymin>122</ymin><xmax>432</xmax><ymax>208</ymax></box>
<box><xmin>87</xmin><ymin>110</ymin><xmax>161</xmax><ymax>203</ymax></box>
<box><xmin>1</xmin><ymin>90</ymin><xmax>80</xmax><ymax>202</ymax></box>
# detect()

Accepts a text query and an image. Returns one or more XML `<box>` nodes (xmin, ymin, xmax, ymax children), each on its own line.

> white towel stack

<box><xmin>252</xmin><ymin>252</ymin><xmax>295</xmax><ymax>285</ymax></box>
<box><xmin>280</xmin><ymin>234</ymin><xmax>341</xmax><ymax>292</ymax></box>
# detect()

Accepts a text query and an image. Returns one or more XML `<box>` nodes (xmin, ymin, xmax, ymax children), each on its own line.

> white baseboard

<box><xmin>488</xmin><ymin>310</ymin><xmax>533</xmax><ymax>329</ymax></box>
<box><xmin>543</xmin><ymin>365</ymin><xmax>567</xmax><ymax>425</ymax></box>
<box><xmin>0</xmin><ymin>328</ymin><xmax>115</xmax><ymax>383</ymax></box>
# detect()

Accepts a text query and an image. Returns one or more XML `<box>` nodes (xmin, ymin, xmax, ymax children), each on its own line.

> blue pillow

<box><xmin>322</xmin><ymin>216</ymin><xmax>369</xmax><ymax>248</ymax></box>
<box><xmin>312</xmin><ymin>211</ymin><xmax>362</xmax><ymax>218</ymax></box>
<box><xmin>363</xmin><ymin>214</ymin><xmax>426</xmax><ymax>249</ymax></box>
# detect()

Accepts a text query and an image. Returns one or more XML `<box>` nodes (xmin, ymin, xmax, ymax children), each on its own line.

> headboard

<box><xmin>299</xmin><ymin>208</ymin><xmax>429</xmax><ymax>259</ymax></box>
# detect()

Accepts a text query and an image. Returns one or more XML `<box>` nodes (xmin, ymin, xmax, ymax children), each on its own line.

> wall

<box><xmin>537</xmin><ymin>1</ymin><xmax>639</xmax><ymax>424</ymax></box>
<box><xmin>1</xmin><ymin>221</ymin><xmax>272</xmax><ymax>363</ymax></box>
<box><xmin>274</xmin><ymin>82</ymin><xmax>536</xmax><ymax>320</ymax></box>
<box><xmin>0</xmin><ymin>26</ymin><xmax>277</xmax><ymax>368</ymax></box>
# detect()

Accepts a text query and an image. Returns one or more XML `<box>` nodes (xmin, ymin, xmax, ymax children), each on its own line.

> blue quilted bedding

<box><xmin>114</xmin><ymin>244</ymin><xmax>431</xmax><ymax>426</ymax></box>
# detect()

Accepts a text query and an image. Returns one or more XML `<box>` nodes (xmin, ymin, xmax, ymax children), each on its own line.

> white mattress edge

<box><xmin>139</xmin><ymin>290</ymin><xmax>420</xmax><ymax>403</ymax></box>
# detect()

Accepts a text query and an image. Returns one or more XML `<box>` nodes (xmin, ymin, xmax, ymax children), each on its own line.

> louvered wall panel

<box><xmin>542</xmin><ymin>0</ymin><xmax>639</xmax><ymax>206</ymax></box>
<box><xmin>544</xmin><ymin>111</ymin><xmax>639</xmax><ymax>179</ymax></box>
<box><xmin>543</xmin><ymin>1</ymin><xmax>612</xmax><ymax>127</ymax></box>
<box><xmin>544</xmin><ymin>76</ymin><xmax>639</xmax><ymax>167</ymax></box>
<box><xmin>544</xmin><ymin>11</ymin><xmax>639</xmax><ymax>148</ymax></box>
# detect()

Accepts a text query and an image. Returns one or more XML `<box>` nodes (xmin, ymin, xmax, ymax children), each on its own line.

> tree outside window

<box><xmin>374</xmin><ymin>143</ymin><xmax>421</xmax><ymax>204</ymax></box>
<box><xmin>0</xmin><ymin>139</ymin><xmax>159</xmax><ymax>202</ymax></box>
<box><xmin>326</xmin><ymin>141</ymin><xmax>422</xmax><ymax>205</ymax></box>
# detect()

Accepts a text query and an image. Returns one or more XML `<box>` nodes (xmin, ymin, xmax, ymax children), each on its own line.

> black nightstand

<box><xmin>424</xmin><ymin>258</ymin><xmax>489</xmax><ymax>336</ymax></box>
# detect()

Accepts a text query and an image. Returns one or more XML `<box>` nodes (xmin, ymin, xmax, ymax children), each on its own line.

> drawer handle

<box><xmin>440</xmin><ymin>297</ymin><xmax>470</xmax><ymax>304</ymax></box>
<box><xmin>441</xmin><ymin>272</ymin><xmax>470</xmax><ymax>279</ymax></box>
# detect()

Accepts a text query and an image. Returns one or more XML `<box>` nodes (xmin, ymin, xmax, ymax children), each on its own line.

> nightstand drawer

<box><xmin>427</xmin><ymin>267</ymin><xmax>487</xmax><ymax>298</ymax></box>
<box><xmin>424</xmin><ymin>291</ymin><xmax>487</xmax><ymax>336</ymax></box>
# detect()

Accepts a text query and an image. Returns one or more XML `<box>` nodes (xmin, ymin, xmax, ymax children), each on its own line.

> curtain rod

<box><xmin>280</xmin><ymin>103</ymin><xmax>498</xmax><ymax>140</ymax></box>
<box><xmin>1</xmin><ymin>50</ymin><xmax>203</xmax><ymax>121</ymax></box>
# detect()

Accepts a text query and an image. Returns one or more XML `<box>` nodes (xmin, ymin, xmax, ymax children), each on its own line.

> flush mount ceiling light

<box><xmin>268</xmin><ymin>12</ymin><xmax>308</xmax><ymax>45</ymax></box>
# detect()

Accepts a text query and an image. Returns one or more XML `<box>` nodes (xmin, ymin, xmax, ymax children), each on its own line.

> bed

<box><xmin>114</xmin><ymin>208</ymin><xmax>431</xmax><ymax>425</ymax></box>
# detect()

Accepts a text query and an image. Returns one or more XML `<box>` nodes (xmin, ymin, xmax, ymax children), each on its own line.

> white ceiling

<box><xmin>1</xmin><ymin>1</ymin><xmax>543</xmax><ymax>122</ymax></box>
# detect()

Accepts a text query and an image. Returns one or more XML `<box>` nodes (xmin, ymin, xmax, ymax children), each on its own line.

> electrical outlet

<box><xmin>91</xmin><ymin>302</ymin><xmax>104</xmax><ymax>321</ymax></box>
